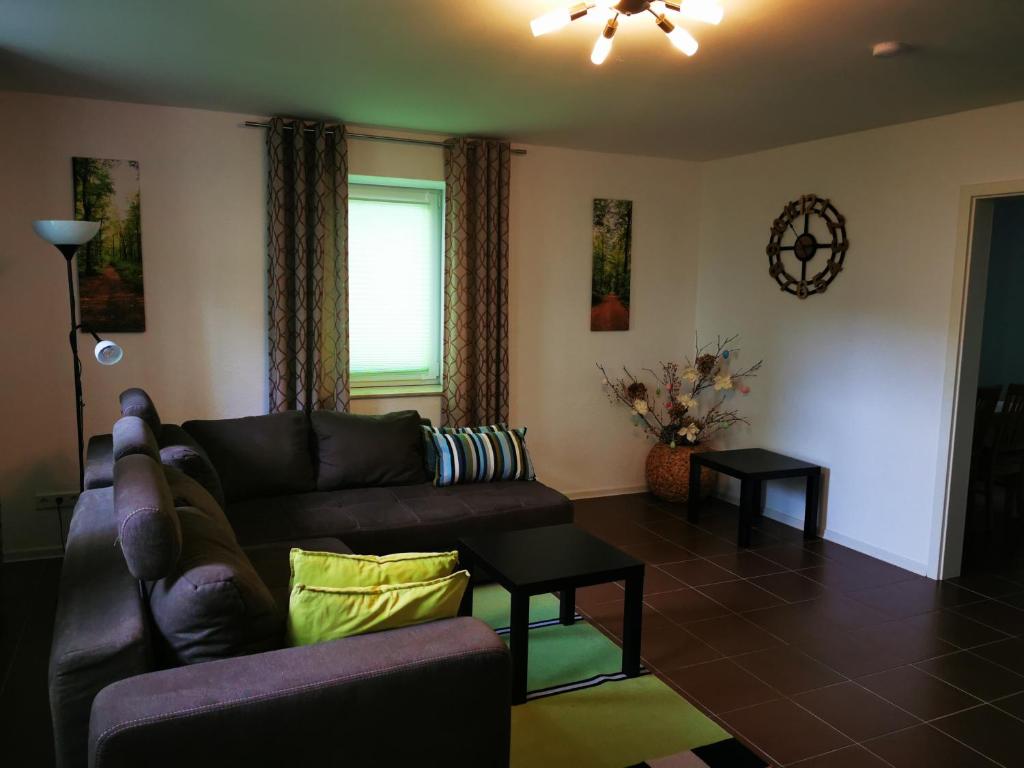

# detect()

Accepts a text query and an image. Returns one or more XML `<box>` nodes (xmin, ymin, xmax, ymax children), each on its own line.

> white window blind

<box><xmin>348</xmin><ymin>178</ymin><xmax>443</xmax><ymax>387</ymax></box>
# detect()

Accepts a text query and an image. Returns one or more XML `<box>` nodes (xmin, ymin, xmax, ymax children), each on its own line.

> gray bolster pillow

<box><xmin>112</xmin><ymin>416</ymin><xmax>160</xmax><ymax>462</ymax></box>
<box><xmin>119</xmin><ymin>387</ymin><xmax>161</xmax><ymax>434</ymax></box>
<box><xmin>114</xmin><ymin>453</ymin><xmax>181</xmax><ymax>580</ymax></box>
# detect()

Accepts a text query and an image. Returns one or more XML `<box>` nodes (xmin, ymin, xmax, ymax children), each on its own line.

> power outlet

<box><xmin>36</xmin><ymin>492</ymin><xmax>80</xmax><ymax>511</ymax></box>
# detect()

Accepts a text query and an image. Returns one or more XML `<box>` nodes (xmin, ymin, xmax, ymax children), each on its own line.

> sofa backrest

<box><xmin>182</xmin><ymin>412</ymin><xmax>317</xmax><ymax>503</ymax></box>
<box><xmin>49</xmin><ymin>487</ymin><xmax>154</xmax><ymax>768</ymax></box>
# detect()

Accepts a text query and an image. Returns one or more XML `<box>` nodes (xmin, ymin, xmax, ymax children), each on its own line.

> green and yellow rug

<box><xmin>472</xmin><ymin>585</ymin><xmax>766</xmax><ymax>768</ymax></box>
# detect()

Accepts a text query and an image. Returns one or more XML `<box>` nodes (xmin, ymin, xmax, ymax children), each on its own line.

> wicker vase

<box><xmin>645</xmin><ymin>442</ymin><xmax>715</xmax><ymax>503</ymax></box>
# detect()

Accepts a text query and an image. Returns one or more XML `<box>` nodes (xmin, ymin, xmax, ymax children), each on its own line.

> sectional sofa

<box><xmin>48</xmin><ymin>388</ymin><xmax>573</xmax><ymax>768</ymax></box>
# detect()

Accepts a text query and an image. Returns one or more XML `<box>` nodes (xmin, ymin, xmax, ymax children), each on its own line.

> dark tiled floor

<box><xmin>575</xmin><ymin>493</ymin><xmax>1024</xmax><ymax>767</ymax></box>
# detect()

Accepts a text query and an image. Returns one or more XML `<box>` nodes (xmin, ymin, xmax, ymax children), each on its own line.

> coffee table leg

<box><xmin>559</xmin><ymin>587</ymin><xmax>576</xmax><ymax>625</ymax></box>
<box><xmin>738</xmin><ymin>479</ymin><xmax>760</xmax><ymax>548</ymax></box>
<box><xmin>457</xmin><ymin>546</ymin><xmax>473</xmax><ymax>617</ymax></box>
<box><xmin>510</xmin><ymin>591</ymin><xmax>529</xmax><ymax>705</ymax></box>
<box><xmin>805</xmin><ymin>471</ymin><xmax>821</xmax><ymax>540</ymax></box>
<box><xmin>687</xmin><ymin>457</ymin><xmax>702</xmax><ymax>523</ymax></box>
<box><xmin>622</xmin><ymin>568</ymin><xmax>644</xmax><ymax>677</ymax></box>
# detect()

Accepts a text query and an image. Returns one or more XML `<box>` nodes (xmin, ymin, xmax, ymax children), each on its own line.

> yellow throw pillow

<box><xmin>288</xmin><ymin>549</ymin><xmax>458</xmax><ymax>591</ymax></box>
<box><xmin>287</xmin><ymin>570</ymin><xmax>470</xmax><ymax>645</ymax></box>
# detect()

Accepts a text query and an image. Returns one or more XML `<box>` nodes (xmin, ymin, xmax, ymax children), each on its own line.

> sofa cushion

<box><xmin>84</xmin><ymin>434</ymin><xmax>115</xmax><ymax>490</ymax></box>
<box><xmin>158</xmin><ymin>424</ymin><xmax>226</xmax><ymax>508</ymax></box>
<box><xmin>289</xmin><ymin>548</ymin><xmax>459</xmax><ymax>590</ymax></box>
<box><xmin>112</xmin><ymin>415</ymin><xmax>160</xmax><ymax>462</ymax></box>
<box><xmin>183</xmin><ymin>412</ymin><xmax>316</xmax><ymax>503</ymax></box>
<box><xmin>244</xmin><ymin>537</ymin><xmax>352</xmax><ymax>612</ymax></box>
<box><xmin>114</xmin><ymin>453</ymin><xmax>182</xmax><ymax>580</ymax></box>
<box><xmin>119</xmin><ymin>387</ymin><xmax>161</xmax><ymax>434</ymax></box>
<box><xmin>148</xmin><ymin>505</ymin><xmax>283</xmax><ymax>665</ymax></box>
<box><xmin>424</xmin><ymin>425</ymin><xmax>535</xmax><ymax>486</ymax></box>
<box><xmin>311</xmin><ymin>410</ymin><xmax>426</xmax><ymax>491</ymax></box>
<box><xmin>226</xmin><ymin>481</ymin><xmax>573</xmax><ymax>554</ymax></box>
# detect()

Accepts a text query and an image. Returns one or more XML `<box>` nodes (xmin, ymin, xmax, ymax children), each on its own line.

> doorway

<box><xmin>940</xmin><ymin>188</ymin><xmax>1024</xmax><ymax>579</ymax></box>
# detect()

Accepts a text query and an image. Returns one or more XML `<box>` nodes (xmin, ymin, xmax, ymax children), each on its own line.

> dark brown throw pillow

<box><xmin>311</xmin><ymin>410</ymin><xmax>427</xmax><ymax>491</ymax></box>
<box><xmin>148</xmin><ymin>506</ymin><xmax>282</xmax><ymax>665</ymax></box>
<box><xmin>182</xmin><ymin>412</ymin><xmax>316</xmax><ymax>503</ymax></box>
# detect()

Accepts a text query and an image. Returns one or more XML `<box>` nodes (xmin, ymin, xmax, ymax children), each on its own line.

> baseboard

<box><xmin>717</xmin><ymin>490</ymin><xmax>928</xmax><ymax>576</ymax></box>
<box><xmin>566</xmin><ymin>484</ymin><xmax>649</xmax><ymax>501</ymax></box>
<box><xmin>3</xmin><ymin>545</ymin><xmax>64</xmax><ymax>563</ymax></box>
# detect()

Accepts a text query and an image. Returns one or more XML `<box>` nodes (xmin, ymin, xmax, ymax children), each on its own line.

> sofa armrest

<box><xmin>89</xmin><ymin>617</ymin><xmax>510</xmax><ymax>768</ymax></box>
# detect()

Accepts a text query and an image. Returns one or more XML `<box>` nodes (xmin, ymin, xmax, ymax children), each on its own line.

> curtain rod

<box><xmin>242</xmin><ymin>121</ymin><xmax>527</xmax><ymax>155</ymax></box>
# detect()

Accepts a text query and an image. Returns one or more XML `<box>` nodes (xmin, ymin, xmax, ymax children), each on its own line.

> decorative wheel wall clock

<box><xmin>766</xmin><ymin>194</ymin><xmax>849</xmax><ymax>299</ymax></box>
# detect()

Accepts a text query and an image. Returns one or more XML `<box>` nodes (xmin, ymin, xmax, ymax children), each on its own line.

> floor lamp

<box><xmin>33</xmin><ymin>220</ymin><xmax>125</xmax><ymax>492</ymax></box>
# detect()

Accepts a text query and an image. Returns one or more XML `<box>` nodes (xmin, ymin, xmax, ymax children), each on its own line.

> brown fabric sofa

<box><xmin>51</xmin><ymin>389</ymin><xmax>573</xmax><ymax>768</ymax></box>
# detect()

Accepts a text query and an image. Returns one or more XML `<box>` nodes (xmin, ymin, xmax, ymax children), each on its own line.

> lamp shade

<box><xmin>32</xmin><ymin>220</ymin><xmax>100</xmax><ymax>246</ymax></box>
<box><xmin>94</xmin><ymin>339</ymin><xmax>124</xmax><ymax>366</ymax></box>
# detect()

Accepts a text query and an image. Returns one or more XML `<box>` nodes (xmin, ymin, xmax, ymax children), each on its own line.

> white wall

<box><xmin>0</xmin><ymin>91</ymin><xmax>700</xmax><ymax>558</ymax></box>
<box><xmin>696</xmin><ymin>100</ymin><xmax>1024</xmax><ymax>575</ymax></box>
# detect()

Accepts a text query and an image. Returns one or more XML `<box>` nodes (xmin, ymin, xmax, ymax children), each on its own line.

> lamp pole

<box><xmin>59</xmin><ymin>244</ymin><xmax>87</xmax><ymax>492</ymax></box>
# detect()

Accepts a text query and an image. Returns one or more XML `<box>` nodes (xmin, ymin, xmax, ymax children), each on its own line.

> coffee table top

<box><xmin>458</xmin><ymin>524</ymin><xmax>642</xmax><ymax>593</ymax></box>
<box><xmin>693</xmin><ymin>448</ymin><xmax>821</xmax><ymax>479</ymax></box>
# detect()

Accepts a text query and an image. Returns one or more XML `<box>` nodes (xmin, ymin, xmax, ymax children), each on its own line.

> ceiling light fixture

<box><xmin>532</xmin><ymin>0</ymin><xmax>723</xmax><ymax>64</ymax></box>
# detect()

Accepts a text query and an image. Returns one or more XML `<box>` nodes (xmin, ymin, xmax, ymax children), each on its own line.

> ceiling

<box><xmin>2</xmin><ymin>0</ymin><xmax>1024</xmax><ymax>160</ymax></box>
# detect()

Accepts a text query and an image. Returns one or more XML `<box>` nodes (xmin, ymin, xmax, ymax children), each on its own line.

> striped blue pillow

<box><xmin>423</xmin><ymin>425</ymin><xmax>536</xmax><ymax>487</ymax></box>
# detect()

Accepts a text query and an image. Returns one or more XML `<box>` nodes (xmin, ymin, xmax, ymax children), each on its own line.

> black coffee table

<box><xmin>688</xmin><ymin>448</ymin><xmax>822</xmax><ymax>547</ymax></box>
<box><xmin>457</xmin><ymin>524</ymin><xmax>644</xmax><ymax>705</ymax></box>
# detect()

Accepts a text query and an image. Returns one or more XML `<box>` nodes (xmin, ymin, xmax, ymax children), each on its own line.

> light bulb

<box><xmin>531</xmin><ymin>8</ymin><xmax>571</xmax><ymax>36</ymax></box>
<box><xmin>650</xmin><ymin>0</ymin><xmax>668</xmax><ymax>14</ymax></box>
<box><xmin>591</xmin><ymin>35</ymin><xmax>613</xmax><ymax>64</ymax></box>
<box><xmin>667</xmin><ymin>25</ymin><xmax>699</xmax><ymax>55</ymax></box>
<box><xmin>679</xmin><ymin>0</ymin><xmax>723</xmax><ymax>25</ymax></box>
<box><xmin>94</xmin><ymin>339</ymin><xmax>124</xmax><ymax>366</ymax></box>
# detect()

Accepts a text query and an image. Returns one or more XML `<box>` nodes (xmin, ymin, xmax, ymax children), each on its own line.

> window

<box><xmin>348</xmin><ymin>176</ymin><xmax>444</xmax><ymax>390</ymax></box>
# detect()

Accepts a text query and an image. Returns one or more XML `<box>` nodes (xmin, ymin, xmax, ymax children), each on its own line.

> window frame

<box><xmin>347</xmin><ymin>174</ymin><xmax>445</xmax><ymax>393</ymax></box>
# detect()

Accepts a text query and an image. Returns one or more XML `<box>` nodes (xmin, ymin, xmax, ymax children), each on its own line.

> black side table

<box><xmin>458</xmin><ymin>524</ymin><xmax>644</xmax><ymax>705</ymax></box>
<box><xmin>688</xmin><ymin>448</ymin><xmax>822</xmax><ymax>547</ymax></box>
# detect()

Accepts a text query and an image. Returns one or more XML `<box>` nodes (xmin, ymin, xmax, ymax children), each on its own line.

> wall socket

<box><xmin>36</xmin><ymin>492</ymin><xmax>80</xmax><ymax>512</ymax></box>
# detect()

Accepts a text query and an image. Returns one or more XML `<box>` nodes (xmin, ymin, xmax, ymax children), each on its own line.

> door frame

<box><xmin>933</xmin><ymin>180</ymin><xmax>1024</xmax><ymax>579</ymax></box>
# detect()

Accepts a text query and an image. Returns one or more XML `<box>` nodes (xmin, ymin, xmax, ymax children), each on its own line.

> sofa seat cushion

<box><xmin>183</xmin><ymin>412</ymin><xmax>316</xmax><ymax>503</ymax></box>
<box><xmin>226</xmin><ymin>481</ymin><xmax>573</xmax><ymax>554</ymax></box>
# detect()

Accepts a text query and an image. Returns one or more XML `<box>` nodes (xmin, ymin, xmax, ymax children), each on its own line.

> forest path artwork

<box><xmin>73</xmin><ymin>157</ymin><xmax>145</xmax><ymax>332</ymax></box>
<box><xmin>591</xmin><ymin>198</ymin><xmax>633</xmax><ymax>331</ymax></box>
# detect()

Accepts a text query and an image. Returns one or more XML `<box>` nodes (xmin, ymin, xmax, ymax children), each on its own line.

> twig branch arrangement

<box><xmin>598</xmin><ymin>334</ymin><xmax>763</xmax><ymax>447</ymax></box>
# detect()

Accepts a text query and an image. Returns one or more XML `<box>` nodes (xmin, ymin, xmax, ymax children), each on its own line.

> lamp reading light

<box><xmin>656</xmin><ymin>14</ymin><xmax>699</xmax><ymax>56</ymax></box>
<box><xmin>93</xmin><ymin>338</ymin><xmax>124</xmax><ymax>366</ymax></box>
<box><xmin>591</xmin><ymin>16</ymin><xmax>619</xmax><ymax>64</ymax></box>
<box><xmin>531</xmin><ymin>2</ymin><xmax>591</xmax><ymax>36</ymax></box>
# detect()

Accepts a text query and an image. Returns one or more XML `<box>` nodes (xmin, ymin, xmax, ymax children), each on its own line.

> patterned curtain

<box><xmin>266</xmin><ymin>117</ymin><xmax>349</xmax><ymax>412</ymax></box>
<box><xmin>442</xmin><ymin>138</ymin><xmax>511</xmax><ymax>427</ymax></box>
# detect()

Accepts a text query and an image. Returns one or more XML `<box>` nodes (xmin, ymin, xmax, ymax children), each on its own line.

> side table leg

<box><xmin>559</xmin><ymin>587</ymin><xmax>576</xmax><ymax>626</ymax></box>
<box><xmin>738</xmin><ymin>479</ymin><xmax>760</xmax><ymax>548</ymax></box>
<box><xmin>510</xmin><ymin>591</ymin><xmax>530</xmax><ymax>705</ymax></box>
<box><xmin>805</xmin><ymin>471</ymin><xmax>822</xmax><ymax>540</ymax></box>
<box><xmin>687</xmin><ymin>457</ymin><xmax>703</xmax><ymax>523</ymax></box>
<box><xmin>622</xmin><ymin>568</ymin><xmax>644</xmax><ymax>677</ymax></box>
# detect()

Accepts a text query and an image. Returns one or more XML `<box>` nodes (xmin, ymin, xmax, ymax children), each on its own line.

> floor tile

<box><xmin>697</xmin><ymin>580</ymin><xmax>784</xmax><ymax>613</ymax></box>
<box><xmin>746</xmin><ymin>596</ymin><xmax>888</xmax><ymax>646</ymax></box>
<box><xmin>646</xmin><ymin>586</ymin><xmax>731</xmax><ymax>625</ymax></box>
<box><xmin>665</xmin><ymin>659</ymin><xmax>780</xmax><ymax>714</ymax></box>
<box><xmin>932</xmin><ymin>704</ymin><xmax>1024</xmax><ymax>767</ymax></box>
<box><xmin>914</xmin><ymin>651</ymin><xmax>1024</xmax><ymax>701</ymax></box>
<box><xmin>720</xmin><ymin>699</ymin><xmax>851</xmax><ymax>766</ymax></box>
<box><xmin>857</xmin><ymin>665</ymin><xmax>982</xmax><ymax>720</ymax></box>
<box><xmin>789</xmin><ymin>745</ymin><xmax>891</xmax><ymax>768</ymax></box>
<box><xmin>574</xmin><ymin>581</ymin><xmax>624</xmax><ymax>610</ymax></box>
<box><xmin>642</xmin><ymin>565</ymin><xmax>687</xmax><ymax>595</ymax></box>
<box><xmin>635</xmin><ymin>608</ymin><xmax>722</xmax><ymax>671</ymax></box>
<box><xmin>755</xmin><ymin>544</ymin><xmax>827</xmax><ymax>570</ymax></box>
<box><xmin>970</xmin><ymin>636</ymin><xmax>1024</xmax><ymax>675</ymax></box>
<box><xmin>992</xmin><ymin>691</ymin><xmax>1024</xmax><ymax>721</ymax></box>
<box><xmin>919</xmin><ymin>609</ymin><xmax>1012</xmax><ymax>649</ymax></box>
<box><xmin>660</xmin><ymin>558</ymin><xmax>737</xmax><ymax>587</ymax></box>
<box><xmin>864</xmin><ymin>724</ymin><xmax>998</xmax><ymax>767</ymax></box>
<box><xmin>853</xmin><ymin>615</ymin><xmax>958</xmax><ymax>665</ymax></box>
<box><xmin>749</xmin><ymin>571</ymin><xmax>826</xmax><ymax>603</ymax></box>
<box><xmin>947</xmin><ymin>572</ymin><xmax>1024</xmax><ymax>598</ymax></box>
<box><xmin>684</xmin><ymin>614</ymin><xmax>782</xmax><ymax>657</ymax></box>
<box><xmin>950</xmin><ymin>599</ymin><xmax>1024</xmax><ymax>635</ymax></box>
<box><xmin>847</xmin><ymin>578</ymin><xmax>983</xmax><ymax>619</ymax></box>
<box><xmin>793</xmin><ymin>682</ymin><xmax>918</xmax><ymax>741</ymax></box>
<box><xmin>619</xmin><ymin>538</ymin><xmax>696</xmax><ymax>565</ymax></box>
<box><xmin>707</xmin><ymin>551</ymin><xmax>788</xmax><ymax>578</ymax></box>
<box><xmin>798</xmin><ymin>560</ymin><xmax>921</xmax><ymax>594</ymax></box>
<box><xmin>797</xmin><ymin>630</ymin><xmax>911</xmax><ymax>678</ymax></box>
<box><xmin>733</xmin><ymin>645</ymin><xmax>845</xmax><ymax>696</ymax></box>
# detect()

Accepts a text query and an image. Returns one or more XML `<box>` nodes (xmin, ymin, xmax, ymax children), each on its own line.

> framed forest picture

<box><xmin>591</xmin><ymin>198</ymin><xmax>633</xmax><ymax>331</ymax></box>
<box><xmin>72</xmin><ymin>157</ymin><xmax>145</xmax><ymax>332</ymax></box>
